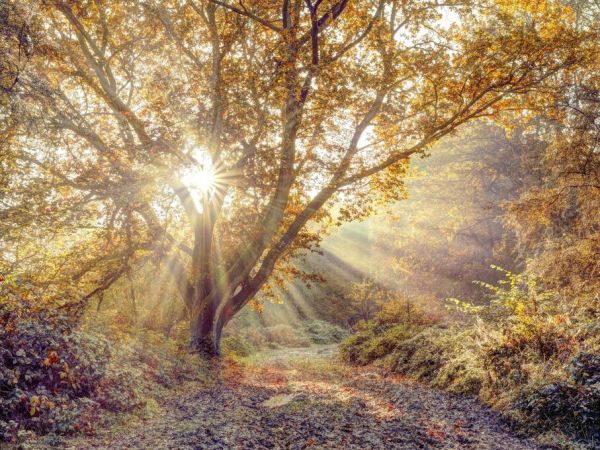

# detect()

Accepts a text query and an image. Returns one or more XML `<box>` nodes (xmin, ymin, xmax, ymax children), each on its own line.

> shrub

<box><xmin>222</xmin><ymin>336</ymin><xmax>256</xmax><ymax>357</ymax></box>
<box><xmin>386</xmin><ymin>326</ymin><xmax>450</xmax><ymax>379</ymax></box>
<box><xmin>0</xmin><ymin>288</ymin><xmax>110</xmax><ymax>441</ymax></box>
<box><xmin>339</xmin><ymin>270</ymin><xmax>600</xmax><ymax>447</ymax></box>
<box><xmin>375</xmin><ymin>297</ymin><xmax>440</xmax><ymax>327</ymax></box>
<box><xmin>364</xmin><ymin>324</ymin><xmax>423</xmax><ymax>364</ymax></box>
<box><xmin>234</xmin><ymin>327</ymin><xmax>269</xmax><ymax>349</ymax></box>
<box><xmin>517</xmin><ymin>352</ymin><xmax>600</xmax><ymax>442</ymax></box>
<box><xmin>265</xmin><ymin>324</ymin><xmax>312</xmax><ymax>348</ymax></box>
<box><xmin>301</xmin><ymin>320</ymin><xmax>350</xmax><ymax>344</ymax></box>
<box><xmin>339</xmin><ymin>330</ymin><xmax>377</xmax><ymax>365</ymax></box>
<box><xmin>340</xmin><ymin>299</ymin><xmax>439</xmax><ymax>367</ymax></box>
<box><xmin>520</xmin><ymin>382</ymin><xmax>600</xmax><ymax>442</ymax></box>
<box><xmin>93</xmin><ymin>366</ymin><xmax>145</xmax><ymax>412</ymax></box>
<box><xmin>571</xmin><ymin>352</ymin><xmax>600</xmax><ymax>385</ymax></box>
<box><xmin>90</xmin><ymin>331</ymin><xmax>211</xmax><ymax>414</ymax></box>
<box><xmin>387</xmin><ymin>324</ymin><xmax>488</xmax><ymax>394</ymax></box>
<box><xmin>340</xmin><ymin>323</ymin><xmax>423</xmax><ymax>366</ymax></box>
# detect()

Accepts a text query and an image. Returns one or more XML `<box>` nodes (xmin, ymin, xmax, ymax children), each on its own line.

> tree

<box><xmin>502</xmin><ymin>0</ymin><xmax>600</xmax><ymax>303</ymax></box>
<box><xmin>1</xmin><ymin>0</ymin><xmax>587</xmax><ymax>355</ymax></box>
<box><xmin>363</xmin><ymin>122</ymin><xmax>546</xmax><ymax>304</ymax></box>
<box><xmin>348</xmin><ymin>278</ymin><xmax>386</xmax><ymax>322</ymax></box>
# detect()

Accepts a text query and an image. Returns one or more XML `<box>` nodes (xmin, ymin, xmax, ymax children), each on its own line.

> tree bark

<box><xmin>190</xmin><ymin>299</ymin><xmax>221</xmax><ymax>357</ymax></box>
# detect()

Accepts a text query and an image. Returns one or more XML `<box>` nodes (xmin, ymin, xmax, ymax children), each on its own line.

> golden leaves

<box><xmin>3</xmin><ymin>0</ymin><xmax>595</xmax><ymax>329</ymax></box>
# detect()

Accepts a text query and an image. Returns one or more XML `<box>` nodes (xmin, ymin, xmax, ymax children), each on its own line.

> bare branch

<box><xmin>205</xmin><ymin>0</ymin><xmax>283</xmax><ymax>32</ymax></box>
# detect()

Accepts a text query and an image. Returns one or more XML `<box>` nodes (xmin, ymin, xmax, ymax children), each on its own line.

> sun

<box><xmin>197</xmin><ymin>164</ymin><xmax>216</xmax><ymax>194</ymax></box>
<box><xmin>180</xmin><ymin>147</ymin><xmax>219</xmax><ymax>212</ymax></box>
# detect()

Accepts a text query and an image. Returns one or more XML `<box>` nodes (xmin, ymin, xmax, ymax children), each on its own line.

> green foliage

<box><xmin>571</xmin><ymin>353</ymin><xmax>600</xmax><ymax>385</ymax></box>
<box><xmin>91</xmin><ymin>331</ymin><xmax>210</xmax><ymax>416</ymax></box>
<box><xmin>222</xmin><ymin>336</ymin><xmax>256</xmax><ymax>357</ymax></box>
<box><xmin>477</xmin><ymin>266</ymin><xmax>556</xmax><ymax>318</ymax></box>
<box><xmin>339</xmin><ymin>331</ymin><xmax>374</xmax><ymax>365</ymax></box>
<box><xmin>375</xmin><ymin>296</ymin><xmax>440</xmax><ymax>326</ymax></box>
<box><xmin>340</xmin><ymin>301</ymin><xmax>438</xmax><ymax>366</ymax></box>
<box><xmin>347</xmin><ymin>278</ymin><xmax>387</xmax><ymax>322</ymax></box>
<box><xmin>447</xmin><ymin>266</ymin><xmax>557</xmax><ymax>321</ymax></box>
<box><xmin>390</xmin><ymin>325</ymin><xmax>487</xmax><ymax>396</ymax></box>
<box><xmin>0</xmin><ymin>285</ymin><xmax>213</xmax><ymax>444</ymax></box>
<box><xmin>301</xmin><ymin>320</ymin><xmax>350</xmax><ymax>344</ymax></box>
<box><xmin>264</xmin><ymin>324</ymin><xmax>313</xmax><ymax>348</ymax></box>
<box><xmin>340</xmin><ymin>323</ymin><xmax>423</xmax><ymax>366</ymax></box>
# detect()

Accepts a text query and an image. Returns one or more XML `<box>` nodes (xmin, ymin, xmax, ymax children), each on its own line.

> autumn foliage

<box><xmin>1</xmin><ymin>0</ymin><xmax>593</xmax><ymax>356</ymax></box>
<box><xmin>0</xmin><ymin>0</ymin><xmax>599</xmax><ymax>447</ymax></box>
<box><xmin>0</xmin><ymin>283</ymin><xmax>109</xmax><ymax>440</ymax></box>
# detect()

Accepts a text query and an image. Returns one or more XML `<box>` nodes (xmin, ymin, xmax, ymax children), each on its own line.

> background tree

<box><xmin>357</xmin><ymin>122</ymin><xmax>545</xmax><ymax>305</ymax></box>
<box><xmin>502</xmin><ymin>0</ymin><xmax>599</xmax><ymax>305</ymax></box>
<box><xmin>1</xmin><ymin>0</ymin><xmax>587</xmax><ymax>355</ymax></box>
<box><xmin>348</xmin><ymin>278</ymin><xmax>387</xmax><ymax>322</ymax></box>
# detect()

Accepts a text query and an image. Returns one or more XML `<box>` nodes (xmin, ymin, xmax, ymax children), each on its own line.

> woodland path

<box><xmin>59</xmin><ymin>345</ymin><xmax>538</xmax><ymax>450</ymax></box>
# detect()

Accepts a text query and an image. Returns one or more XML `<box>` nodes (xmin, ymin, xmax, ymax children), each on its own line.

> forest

<box><xmin>0</xmin><ymin>0</ymin><xmax>599</xmax><ymax>449</ymax></box>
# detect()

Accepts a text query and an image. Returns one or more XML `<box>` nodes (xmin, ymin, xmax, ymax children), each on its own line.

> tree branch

<box><xmin>206</xmin><ymin>0</ymin><xmax>283</xmax><ymax>32</ymax></box>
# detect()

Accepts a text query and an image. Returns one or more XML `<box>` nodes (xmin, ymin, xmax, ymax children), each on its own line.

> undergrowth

<box><xmin>0</xmin><ymin>283</ymin><xmax>212</xmax><ymax>446</ymax></box>
<box><xmin>223</xmin><ymin>319</ymin><xmax>349</xmax><ymax>356</ymax></box>
<box><xmin>1</xmin><ymin>278</ymin><xmax>349</xmax><ymax>445</ymax></box>
<box><xmin>340</xmin><ymin>269</ymin><xmax>600</xmax><ymax>448</ymax></box>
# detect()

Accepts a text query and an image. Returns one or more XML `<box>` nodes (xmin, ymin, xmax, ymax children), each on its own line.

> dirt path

<box><xmin>58</xmin><ymin>345</ymin><xmax>537</xmax><ymax>450</ymax></box>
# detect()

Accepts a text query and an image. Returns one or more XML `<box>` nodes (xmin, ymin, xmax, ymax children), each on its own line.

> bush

<box><xmin>390</xmin><ymin>326</ymin><xmax>450</xmax><ymax>379</ymax></box>
<box><xmin>233</xmin><ymin>327</ymin><xmax>269</xmax><ymax>349</ymax></box>
<box><xmin>222</xmin><ymin>336</ymin><xmax>256</xmax><ymax>357</ymax></box>
<box><xmin>301</xmin><ymin>320</ymin><xmax>350</xmax><ymax>344</ymax></box>
<box><xmin>571</xmin><ymin>352</ymin><xmax>600</xmax><ymax>385</ymax></box>
<box><xmin>339</xmin><ymin>330</ymin><xmax>376</xmax><ymax>365</ymax></box>
<box><xmin>521</xmin><ymin>382</ymin><xmax>600</xmax><ymax>441</ymax></box>
<box><xmin>0</xmin><ymin>285</ymin><xmax>212</xmax><ymax>443</ymax></box>
<box><xmin>375</xmin><ymin>297</ymin><xmax>440</xmax><ymax>327</ymax></box>
<box><xmin>93</xmin><ymin>367</ymin><xmax>145</xmax><ymax>412</ymax></box>
<box><xmin>0</xmin><ymin>288</ymin><xmax>110</xmax><ymax>441</ymax></box>
<box><xmin>340</xmin><ymin>323</ymin><xmax>423</xmax><ymax>366</ymax></box>
<box><xmin>518</xmin><ymin>353</ymin><xmax>600</xmax><ymax>442</ymax></box>
<box><xmin>90</xmin><ymin>330</ymin><xmax>211</xmax><ymax>414</ymax></box>
<box><xmin>265</xmin><ymin>324</ymin><xmax>312</xmax><ymax>348</ymax></box>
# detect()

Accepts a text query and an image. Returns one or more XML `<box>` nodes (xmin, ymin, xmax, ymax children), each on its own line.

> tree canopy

<box><xmin>0</xmin><ymin>0</ymin><xmax>593</xmax><ymax>355</ymax></box>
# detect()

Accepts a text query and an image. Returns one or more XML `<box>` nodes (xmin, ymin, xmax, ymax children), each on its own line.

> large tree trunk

<box><xmin>188</xmin><ymin>287</ymin><xmax>249</xmax><ymax>357</ymax></box>
<box><xmin>190</xmin><ymin>299</ymin><xmax>222</xmax><ymax>357</ymax></box>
